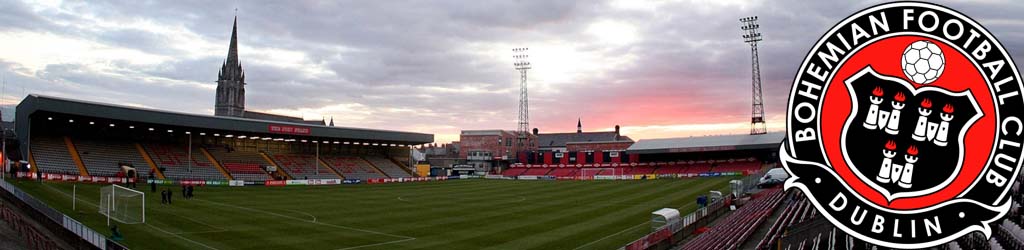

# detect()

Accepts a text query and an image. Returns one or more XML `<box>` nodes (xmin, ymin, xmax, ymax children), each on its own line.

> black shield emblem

<box><xmin>841</xmin><ymin>67</ymin><xmax>982</xmax><ymax>201</ymax></box>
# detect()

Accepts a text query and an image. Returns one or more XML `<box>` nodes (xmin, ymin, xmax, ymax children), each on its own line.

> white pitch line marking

<box><xmin>44</xmin><ymin>184</ymin><xmax>410</xmax><ymax>249</ymax></box>
<box><xmin>397</xmin><ymin>195</ymin><xmax>526</xmax><ymax>203</ymax></box>
<box><xmin>44</xmin><ymin>184</ymin><xmax>98</xmax><ymax>207</ymax></box>
<box><xmin>174</xmin><ymin>229</ymin><xmax>230</xmax><ymax>235</ymax></box>
<box><xmin>44</xmin><ymin>185</ymin><xmax>232</xmax><ymax>236</ymax></box>
<box><xmin>334</xmin><ymin>238</ymin><xmax>417</xmax><ymax>250</ymax></box>
<box><xmin>198</xmin><ymin>199</ymin><xmax>415</xmax><ymax>240</ymax></box>
<box><xmin>145</xmin><ymin>223</ymin><xmax>222</xmax><ymax>250</ymax></box>
<box><xmin>571</xmin><ymin>181</ymin><xmax>712</xmax><ymax>250</ymax></box>
<box><xmin>281</xmin><ymin>209</ymin><xmax>317</xmax><ymax>223</ymax></box>
<box><xmin>572</xmin><ymin>221</ymin><xmax>649</xmax><ymax>250</ymax></box>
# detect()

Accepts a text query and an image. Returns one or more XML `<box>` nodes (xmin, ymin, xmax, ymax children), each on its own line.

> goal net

<box><xmin>580</xmin><ymin>168</ymin><xmax>617</xmax><ymax>180</ymax></box>
<box><xmin>99</xmin><ymin>185</ymin><xmax>145</xmax><ymax>224</ymax></box>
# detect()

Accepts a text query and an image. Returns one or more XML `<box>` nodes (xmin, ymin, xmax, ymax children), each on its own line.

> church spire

<box><xmin>215</xmin><ymin>14</ymin><xmax>246</xmax><ymax>117</ymax></box>
<box><xmin>227</xmin><ymin>16</ymin><xmax>239</xmax><ymax>68</ymax></box>
<box><xmin>577</xmin><ymin>117</ymin><xmax>582</xmax><ymax>133</ymax></box>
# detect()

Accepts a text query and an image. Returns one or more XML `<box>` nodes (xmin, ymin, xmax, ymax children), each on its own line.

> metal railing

<box><xmin>0</xmin><ymin>179</ymin><xmax>128</xmax><ymax>249</ymax></box>
<box><xmin>621</xmin><ymin>198</ymin><xmax>730</xmax><ymax>250</ymax></box>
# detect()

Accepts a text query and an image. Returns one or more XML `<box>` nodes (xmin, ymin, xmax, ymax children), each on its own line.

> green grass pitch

<box><xmin>10</xmin><ymin>178</ymin><xmax>736</xmax><ymax>250</ymax></box>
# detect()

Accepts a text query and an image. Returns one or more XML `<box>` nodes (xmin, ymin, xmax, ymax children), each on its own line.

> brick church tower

<box><xmin>215</xmin><ymin>16</ymin><xmax>246</xmax><ymax>117</ymax></box>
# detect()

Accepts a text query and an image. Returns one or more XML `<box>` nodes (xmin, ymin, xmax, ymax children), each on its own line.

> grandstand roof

<box><xmin>241</xmin><ymin>110</ymin><xmax>325</xmax><ymax>125</ymax></box>
<box><xmin>460</xmin><ymin>130</ymin><xmax>509</xmax><ymax>136</ymax></box>
<box><xmin>627</xmin><ymin>132</ymin><xmax>785</xmax><ymax>154</ymax></box>
<box><xmin>15</xmin><ymin>95</ymin><xmax>432</xmax><ymax>145</ymax></box>
<box><xmin>536</xmin><ymin>132</ymin><xmax>632</xmax><ymax>149</ymax></box>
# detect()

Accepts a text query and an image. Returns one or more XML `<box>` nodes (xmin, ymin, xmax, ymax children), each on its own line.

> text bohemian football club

<box><xmin>782</xmin><ymin>2</ymin><xmax>1022</xmax><ymax>249</ymax></box>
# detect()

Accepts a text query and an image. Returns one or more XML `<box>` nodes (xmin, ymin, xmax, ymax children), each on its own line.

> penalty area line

<box><xmin>42</xmin><ymin>184</ymin><xmax>225</xmax><ymax>249</ymax></box>
<box><xmin>145</xmin><ymin>223</ymin><xmax>222</xmax><ymax>250</ymax></box>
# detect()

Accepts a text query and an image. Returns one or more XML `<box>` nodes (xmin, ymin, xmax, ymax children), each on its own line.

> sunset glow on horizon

<box><xmin>1</xmin><ymin>1</ymin><xmax>1021</xmax><ymax>144</ymax></box>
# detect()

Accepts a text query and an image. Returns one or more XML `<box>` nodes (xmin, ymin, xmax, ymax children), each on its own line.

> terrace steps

<box><xmin>27</xmin><ymin>152</ymin><xmax>36</xmax><ymax>174</ymax></box>
<box><xmin>199</xmin><ymin>147</ymin><xmax>234</xmax><ymax>180</ymax></box>
<box><xmin>134</xmin><ymin>143</ymin><xmax>165</xmax><ymax>179</ymax></box>
<box><xmin>259</xmin><ymin>152</ymin><xmax>292</xmax><ymax>180</ymax></box>
<box><xmin>359</xmin><ymin>157</ymin><xmax>390</xmax><ymax>177</ymax></box>
<box><xmin>390</xmin><ymin>158</ymin><xmax>416</xmax><ymax>176</ymax></box>
<box><xmin>63</xmin><ymin>137</ymin><xmax>89</xmax><ymax>177</ymax></box>
<box><xmin>317</xmin><ymin>157</ymin><xmax>345</xmax><ymax>179</ymax></box>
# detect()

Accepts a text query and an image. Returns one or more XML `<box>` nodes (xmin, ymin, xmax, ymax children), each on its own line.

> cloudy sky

<box><xmin>1</xmin><ymin>0</ymin><xmax>1023</xmax><ymax>143</ymax></box>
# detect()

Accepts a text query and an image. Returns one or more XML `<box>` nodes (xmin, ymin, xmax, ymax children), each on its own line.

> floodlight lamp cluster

<box><xmin>513</xmin><ymin>47</ymin><xmax>531</xmax><ymax>70</ymax></box>
<box><xmin>740</xmin><ymin>16</ymin><xmax>762</xmax><ymax>44</ymax></box>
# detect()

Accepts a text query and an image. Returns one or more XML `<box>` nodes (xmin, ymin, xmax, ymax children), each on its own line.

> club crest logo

<box><xmin>781</xmin><ymin>2</ymin><xmax>1023</xmax><ymax>248</ymax></box>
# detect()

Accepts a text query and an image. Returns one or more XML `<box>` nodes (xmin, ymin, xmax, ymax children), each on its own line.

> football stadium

<box><xmin>1</xmin><ymin>2</ymin><xmax>1023</xmax><ymax>250</ymax></box>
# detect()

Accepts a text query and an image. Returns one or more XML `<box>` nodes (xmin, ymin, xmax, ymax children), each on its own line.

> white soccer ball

<box><xmin>901</xmin><ymin>40</ymin><xmax>945</xmax><ymax>84</ymax></box>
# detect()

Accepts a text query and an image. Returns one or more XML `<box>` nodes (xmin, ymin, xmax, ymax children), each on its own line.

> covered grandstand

<box><xmin>504</xmin><ymin>132</ymin><xmax>784</xmax><ymax>179</ymax></box>
<box><xmin>13</xmin><ymin>95</ymin><xmax>433</xmax><ymax>182</ymax></box>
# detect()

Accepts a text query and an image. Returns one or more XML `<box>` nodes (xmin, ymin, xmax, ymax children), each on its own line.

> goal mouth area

<box><xmin>578</xmin><ymin>168</ymin><xmax>618</xmax><ymax>177</ymax></box>
<box><xmin>99</xmin><ymin>185</ymin><xmax>145</xmax><ymax>224</ymax></box>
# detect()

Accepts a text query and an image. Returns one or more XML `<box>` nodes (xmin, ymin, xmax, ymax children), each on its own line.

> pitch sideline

<box><xmin>570</xmin><ymin>180</ymin><xmax>714</xmax><ymax>250</ymax></box>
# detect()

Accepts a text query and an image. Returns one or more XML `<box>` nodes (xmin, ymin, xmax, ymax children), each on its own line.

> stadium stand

<box><xmin>500</xmin><ymin>160</ymin><xmax>767</xmax><ymax>178</ymax></box>
<box><xmin>321</xmin><ymin>156</ymin><xmax>387</xmax><ymax>180</ymax></box>
<box><xmin>221</xmin><ymin>163</ymin><xmax>267</xmax><ymax>181</ymax></box>
<box><xmin>521</xmin><ymin>167</ymin><xmax>552</xmax><ymax>176</ymax></box>
<box><xmin>548</xmin><ymin>168</ymin><xmax>577</xmax><ymax>177</ymax></box>
<box><xmin>204</xmin><ymin>148</ymin><xmax>270</xmax><ymax>181</ymax></box>
<box><xmin>74</xmin><ymin>139</ymin><xmax>150</xmax><ymax>177</ymax></box>
<box><xmin>0</xmin><ymin>202</ymin><xmax>62</xmax><ymax>250</ymax></box>
<box><xmin>1013</xmin><ymin>172</ymin><xmax>1023</xmax><ymax>227</ymax></box>
<box><xmin>632</xmin><ymin>166</ymin><xmax>657</xmax><ymax>174</ymax></box>
<box><xmin>995</xmin><ymin>220</ymin><xmax>1023</xmax><ymax>250</ymax></box>
<box><xmin>502</xmin><ymin>167</ymin><xmax>528</xmax><ymax>177</ymax></box>
<box><xmin>678</xmin><ymin>188</ymin><xmax>785</xmax><ymax>250</ymax></box>
<box><xmin>28</xmin><ymin>137</ymin><xmax>80</xmax><ymax>175</ymax></box>
<box><xmin>364</xmin><ymin>156</ymin><xmax>411</xmax><ymax>178</ymax></box>
<box><xmin>957</xmin><ymin>232</ymin><xmax>993</xmax><ymax>250</ymax></box>
<box><xmin>754</xmin><ymin>191</ymin><xmax>818</xmax><ymax>250</ymax></box>
<box><xmin>14</xmin><ymin>95</ymin><xmax>432</xmax><ymax>181</ymax></box>
<box><xmin>145</xmin><ymin>143</ymin><xmax>224</xmax><ymax>180</ymax></box>
<box><xmin>598</xmin><ymin>168</ymin><xmax>622</xmax><ymax>175</ymax></box>
<box><xmin>270</xmin><ymin>153</ymin><xmax>338</xmax><ymax>179</ymax></box>
<box><xmin>710</xmin><ymin>160</ymin><xmax>760</xmax><ymax>173</ymax></box>
<box><xmin>683</xmin><ymin>163</ymin><xmax>714</xmax><ymax>174</ymax></box>
<box><xmin>654</xmin><ymin>165</ymin><xmax>685</xmax><ymax>174</ymax></box>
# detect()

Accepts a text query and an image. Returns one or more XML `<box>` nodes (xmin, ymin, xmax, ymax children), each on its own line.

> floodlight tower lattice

<box><xmin>741</xmin><ymin>16</ymin><xmax>767</xmax><ymax>135</ymax></box>
<box><xmin>513</xmin><ymin>48</ymin><xmax>531</xmax><ymax>147</ymax></box>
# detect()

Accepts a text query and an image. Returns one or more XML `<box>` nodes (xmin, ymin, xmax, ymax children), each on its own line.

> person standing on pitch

<box><xmin>167</xmin><ymin>188</ymin><xmax>172</xmax><ymax>204</ymax></box>
<box><xmin>160</xmin><ymin>189</ymin><xmax>167</xmax><ymax>205</ymax></box>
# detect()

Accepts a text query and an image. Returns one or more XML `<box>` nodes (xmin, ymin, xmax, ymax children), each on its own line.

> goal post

<box><xmin>580</xmin><ymin>168</ymin><xmax>616</xmax><ymax>180</ymax></box>
<box><xmin>99</xmin><ymin>185</ymin><xmax>145</xmax><ymax>225</ymax></box>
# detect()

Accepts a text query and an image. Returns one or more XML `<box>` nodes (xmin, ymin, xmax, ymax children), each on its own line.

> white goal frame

<box><xmin>99</xmin><ymin>185</ymin><xmax>145</xmax><ymax>225</ymax></box>
<box><xmin>580</xmin><ymin>168</ymin><xmax>616</xmax><ymax>179</ymax></box>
